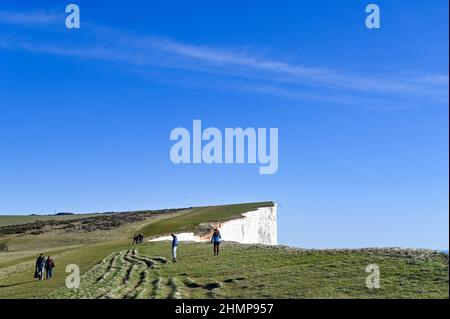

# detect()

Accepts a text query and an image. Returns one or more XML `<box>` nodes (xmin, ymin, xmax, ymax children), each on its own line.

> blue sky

<box><xmin>0</xmin><ymin>0</ymin><xmax>448</xmax><ymax>249</ymax></box>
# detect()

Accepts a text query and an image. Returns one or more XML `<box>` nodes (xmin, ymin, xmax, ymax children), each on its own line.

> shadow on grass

<box><xmin>0</xmin><ymin>280</ymin><xmax>36</xmax><ymax>288</ymax></box>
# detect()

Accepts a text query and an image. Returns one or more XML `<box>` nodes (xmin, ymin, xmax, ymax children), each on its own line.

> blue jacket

<box><xmin>211</xmin><ymin>232</ymin><xmax>221</xmax><ymax>243</ymax></box>
<box><xmin>172</xmin><ymin>236</ymin><xmax>178</xmax><ymax>247</ymax></box>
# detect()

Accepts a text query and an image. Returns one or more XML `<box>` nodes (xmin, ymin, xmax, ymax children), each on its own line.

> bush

<box><xmin>30</xmin><ymin>230</ymin><xmax>44</xmax><ymax>235</ymax></box>
<box><xmin>0</xmin><ymin>242</ymin><xmax>8</xmax><ymax>252</ymax></box>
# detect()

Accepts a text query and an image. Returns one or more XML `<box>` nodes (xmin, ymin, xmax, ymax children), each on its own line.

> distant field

<box><xmin>0</xmin><ymin>214</ymin><xmax>102</xmax><ymax>227</ymax></box>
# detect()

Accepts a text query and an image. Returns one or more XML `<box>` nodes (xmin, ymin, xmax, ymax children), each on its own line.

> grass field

<box><xmin>0</xmin><ymin>214</ymin><xmax>103</xmax><ymax>227</ymax></box>
<box><xmin>49</xmin><ymin>243</ymin><xmax>450</xmax><ymax>299</ymax></box>
<box><xmin>0</xmin><ymin>202</ymin><xmax>448</xmax><ymax>299</ymax></box>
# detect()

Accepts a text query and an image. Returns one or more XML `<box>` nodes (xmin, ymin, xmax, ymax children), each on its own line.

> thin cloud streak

<box><xmin>104</xmin><ymin>26</ymin><xmax>449</xmax><ymax>97</ymax></box>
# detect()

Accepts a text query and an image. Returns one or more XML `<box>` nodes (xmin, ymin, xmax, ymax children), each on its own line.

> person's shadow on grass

<box><xmin>0</xmin><ymin>280</ymin><xmax>36</xmax><ymax>288</ymax></box>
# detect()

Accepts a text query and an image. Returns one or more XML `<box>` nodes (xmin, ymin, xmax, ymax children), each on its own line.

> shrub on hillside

<box><xmin>0</xmin><ymin>242</ymin><xmax>8</xmax><ymax>252</ymax></box>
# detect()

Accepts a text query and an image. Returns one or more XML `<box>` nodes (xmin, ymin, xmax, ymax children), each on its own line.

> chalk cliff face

<box><xmin>215</xmin><ymin>205</ymin><xmax>277</xmax><ymax>245</ymax></box>
<box><xmin>149</xmin><ymin>204</ymin><xmax>277</xmax><ymax>245</ymax></box>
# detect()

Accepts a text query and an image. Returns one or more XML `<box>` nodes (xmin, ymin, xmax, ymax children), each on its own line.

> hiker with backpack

<box><xmin>211</xmin><ymin>228</ymin><xmax>222</xmax><ymax>256</ymax></box>
<box><xmin>45</xmin><ymin>256</ymin><xmax>55</xmax><ymax>280</ymax></box>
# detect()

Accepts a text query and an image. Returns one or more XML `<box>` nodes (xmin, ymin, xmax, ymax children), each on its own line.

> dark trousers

<box><xmin>213</xmin><ymin>242</ymin><xmax>220</xmax><ymax>255</ymax></box>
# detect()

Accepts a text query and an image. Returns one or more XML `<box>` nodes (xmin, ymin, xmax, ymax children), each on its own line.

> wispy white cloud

<box><xmin>0</xmin><ymin>9</ymin><xmax>448</xmax><ymax>106</ymax></box>
<box><xmin>114</xmin><ymin>28</ymin><xmax>448</xmax><ymax>98</ymax></box>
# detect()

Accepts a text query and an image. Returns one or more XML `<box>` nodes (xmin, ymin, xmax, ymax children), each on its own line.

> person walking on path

<box><xmin>171</xmin><ymin>233</ymin><xmax>178</xmax><ymax>262</ymax></box>
<box><xmin>211</xmin><ymin>228</ymin><xmax>222</xmax><ymax>256</ymax></box>
<box><xmin>35</xmin><ymin>254</ymin><xmax>45</xmax><ymax>280</ymax></box>
<box><xmin>45</xmin><ymin>256</ymin><xmax>55</xmax><ymax>280</ymax></box>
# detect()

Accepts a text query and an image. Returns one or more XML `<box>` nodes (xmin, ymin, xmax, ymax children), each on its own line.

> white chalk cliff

<box><xmin>149</xmin><ymin>204</ymin><xmax>277</xmax><ymax>245</ymax></box>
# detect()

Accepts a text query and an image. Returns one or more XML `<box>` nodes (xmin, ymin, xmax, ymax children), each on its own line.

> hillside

<box><xmin>0</xmin><ymin>202</ymin><xmax>448</xmax><ymax>299</ymax></box>
<box><xmin>0</xmin><ymin>213</ymin><xmax>104</xmax><ymax>227</ymax></box>
<box><xmin>48</xmin><ymin>244</ymin><xmax>448</xmax><ymax>299</ymax></box>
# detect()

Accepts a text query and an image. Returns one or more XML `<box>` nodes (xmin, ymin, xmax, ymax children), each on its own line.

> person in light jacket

<box><xmin>171</xmin><ymin>233</ymin><xmax>178</xmax><ymax>262</ymax></box>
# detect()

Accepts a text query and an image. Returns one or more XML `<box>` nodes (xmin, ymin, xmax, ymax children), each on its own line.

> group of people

<box><xmin>133</xmin><ymin>233</ymin><xmax>144</xmax><ymax>244</ymax></box>
<box><xmin>34</xmin><ymin>254</ymin><xmax>55</xmax><ymax>280</ymax></box>
<box><xmin>31</xmin><ymin>229</ymin><xmax>220</xmax><ymax>280</ymax></box>
<box><xmin>170</xmin><ymin>228</ymin><xmax>222</xmax><ymax>262</ymax></box>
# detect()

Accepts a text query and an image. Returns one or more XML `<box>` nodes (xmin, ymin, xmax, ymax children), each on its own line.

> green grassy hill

<box><xmin>49</xmin><ymin>243</ymin><xmax>448</xmax><ymax>299</ymax></box>
<box><xmin>0</xmin><ymin>213</ymin><xmax>103</xmax><ymax>227</ymax></box>
<box><xmin>0</xmin><ymin>202</ymin><xmax>448</xmax><ymax>299</ymax></box>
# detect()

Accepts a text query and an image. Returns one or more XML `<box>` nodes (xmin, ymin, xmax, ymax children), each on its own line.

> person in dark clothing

<box><xmin>211</xmin><ymin>229</ymin><xmax>222</xmax><ymax>256</ymax></box>
<box><xmin>45</xmin><ymin>256</ymin><xmax>55</xmax><ymax>280</ymax></box>
<box><xmin>35</xmin><ymin>254</ymin><xmax>45</xmax><ymax>280</ymax></box>
<box><xmin>134</xmin><ymin>233</ymin><xmax>143</xmax><ymax>244</ymax></box>
<box><xmin>171</xmin><ymin>233</ymin><xmax>178</xmax><ymax>262</ymax></box>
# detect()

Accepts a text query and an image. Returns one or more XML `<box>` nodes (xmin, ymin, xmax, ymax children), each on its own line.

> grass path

<box><xmin>49</xmin><ymin>248</ymin><xmax>175</xmax><ymax>299</ymax></box>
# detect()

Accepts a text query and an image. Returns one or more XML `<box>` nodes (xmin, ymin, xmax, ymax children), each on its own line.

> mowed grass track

<box><xmin>0</xmin><ymin>241</ymin><xmax>130</xmax><ymax>298</ymax></box>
